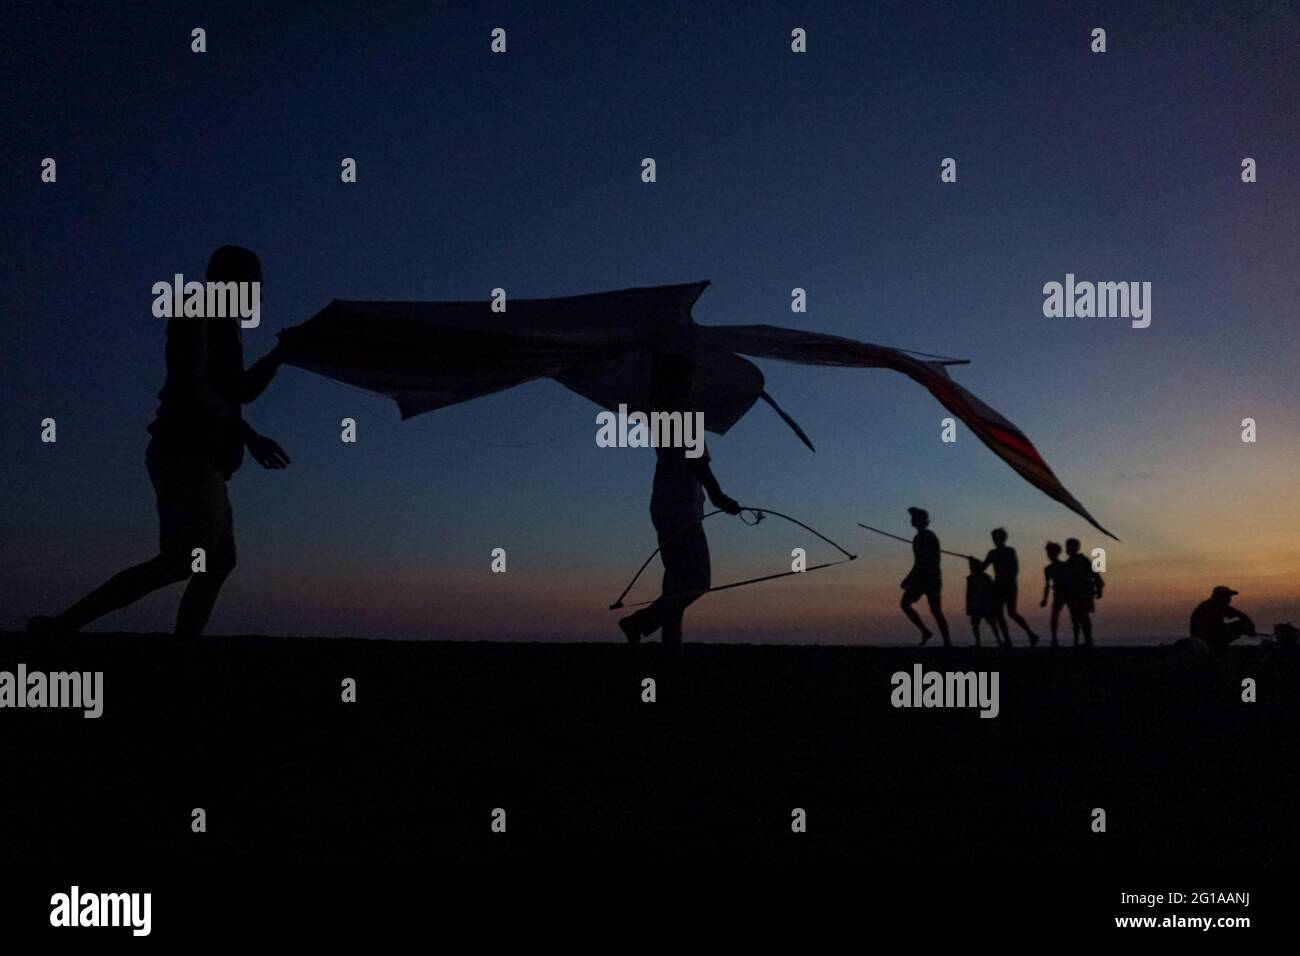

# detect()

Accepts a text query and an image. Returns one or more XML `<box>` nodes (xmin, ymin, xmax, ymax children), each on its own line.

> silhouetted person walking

<box><xmin>1039</xmin><ymin>541</ymin><xmax>1066</xmax><ymax>646</ymax></box>
<box><xmin>619</xmin><ymin>354</ymin><xmax>741</xmax><ymax>658</ymax></box>
<box><xmin>900</xmin><ymin>507</ymin><xmax>950</xmax><ymax>646</ymax></box>
<box><xmin>28</xmin><ymin>246</ymin><xmax>288</xmax><ymax>638</ymax></box>
<box><xmin>1190</xmin><ymin>585</ymin><xmax>1256</xmax><ymax>653</ymax></box>
<box><xmin>981</xmin><ymin>527</ymin><xmax>1039</xmax><ymax>646</ymax></box>
<box><xmin>965</xmin><ymin>556</ymin><xmax>1006</xmax><ymax>647</ymax></box>
<box><xmin>1058</xmin><ymin>538</ymin><xmax>1103</xmax><ymax>647</ymax></box>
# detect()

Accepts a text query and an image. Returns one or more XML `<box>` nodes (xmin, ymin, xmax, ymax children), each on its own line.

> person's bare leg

<box><xmin>175</xmin><ymin>536</ymin><xmax>236</xmax><ymax>638</ymax></box>
<box><xmin>653</xmin><ymin>527</ymin><xmax>706</xmax><ymax>665</ymax></box>
<box><xmin>902</xmin><ymin>594</ymin><xmax>931</xmax><ymax>644</ymax></box>
<box><xmin>926</xmin><ymin>593</ymin><xmax>951</xmax><ymax>647</ymax></box>
<box><xmin>41</xmin><ymin>553</ymin><xmax>191</xmax><ymax>632</ymax></box>
<box><xmin>1005</xmin><ymin>593</ymin><xmax>1039</xmax><ymax>646</ymax></box>
<box><xmin>1080</xmin><ymin>612</ymin><xmax>1094</xmax><ymax>647</ymax></box>
<box><xmin>1050</xmin><ymin>602</ymin><xmax>1061</xmax><ymax>646</ymax></box>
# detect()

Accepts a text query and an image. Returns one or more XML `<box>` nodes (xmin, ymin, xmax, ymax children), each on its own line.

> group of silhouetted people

<box><xmin>23</xmin><ymin>246</ymin><xmax>1278</xmax><ymax>660</ymax></box>
<box><xmin>901</xmin><ymin>509</ymin><xmax>1105</xmax><ymax>648</ymax></box>
<box><xmin>1038</xmin><ymin>537</ymin><xmax>1105</xmax><ymax>647</ymax></box>
<box><xmin>903</xmin><ymin>512</ymin><xmax>1281</xmax><ymax>654</ymax></box>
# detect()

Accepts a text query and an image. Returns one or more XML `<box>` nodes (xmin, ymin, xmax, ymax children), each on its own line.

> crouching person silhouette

<box><xmin>28</xmin><ymin>246</ymin><xmax>288</xmax><ymax>639</ymax></box>
<box><xmin>618</xmin><ymin>353</ymin><xmax>741</xmax><ymax>659</ymax></box>
<box><xmin>1190</xmin><ymin>585</ymin><xmax>1256</xmax><ymax>654</ymax></box>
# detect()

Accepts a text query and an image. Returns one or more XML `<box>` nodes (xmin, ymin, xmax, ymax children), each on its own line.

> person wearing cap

<box><xmin>1190</xmin><ymin>586</ymin><xmax>1256</xmax><ymax>652</ymax></box>
<box><xmin>28</xmin><ymin>245</ymin><xmax>289</xmax><ymax>639</ymax></box>
<box><xmin>900</xmin><ymin>506</ymin><xmax>951</xmax><ymax>647</ymax></box>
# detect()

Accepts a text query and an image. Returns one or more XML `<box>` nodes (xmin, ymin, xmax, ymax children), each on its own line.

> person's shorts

<box><xmin>901</xmin><ymin>568</ymin><xmax>941</xmax><ymax>600</ymax></box>
<box><xmin>146</xmin><ymin>444</ymin><xmax>234</xmax><ymax>558</ymax></box>
<box><xmin>659</xmin><ymin>524</ymin><xmax>711</xmax><ymax>603</ymax></box>
<box><xmin>1065</xmin><ymin>595</ymin><xmax>1095</xmax><ymax>615</ymax></box>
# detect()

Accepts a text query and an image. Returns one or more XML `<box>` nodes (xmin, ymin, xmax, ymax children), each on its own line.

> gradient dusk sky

<box><xmin>3</xmin><ymin>1</ymin><xmax>1298</xmax><ymax>643</ymax></box>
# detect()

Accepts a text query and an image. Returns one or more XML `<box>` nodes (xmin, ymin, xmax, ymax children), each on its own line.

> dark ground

<box><xmin>1</xmin><ymin>633</ymin><xmax>1297</xmax><ymax>867</ymax></box>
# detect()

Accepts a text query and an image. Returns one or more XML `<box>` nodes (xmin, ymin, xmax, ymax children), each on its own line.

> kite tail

<box><xmin>698</xmin><ymin>324</ymin><xmax>1119</xmax><ymax>541</ymax></box>
<box><xmin>905</xmin><ymin>365</ymin><xmax>1120</xmax><ymax>541</ymax></box>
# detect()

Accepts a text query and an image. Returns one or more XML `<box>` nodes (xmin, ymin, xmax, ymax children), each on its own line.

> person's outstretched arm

<box><xmin>688</xmin><ymin>457</ymin><xmax>740</xmax><ymax>514</ymax></box>
<box><xmin>239</xmin><ymin>343</ymin><xmax>284</xmax><ymax>404</ymax></box>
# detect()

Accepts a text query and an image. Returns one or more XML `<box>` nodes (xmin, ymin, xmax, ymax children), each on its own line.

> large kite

<box><xmin>277</xmin><ymin>280</ymin><xmax>1116</xmax><ymax>538</ymax></box>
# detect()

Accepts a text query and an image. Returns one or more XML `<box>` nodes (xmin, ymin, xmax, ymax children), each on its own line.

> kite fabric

<box><xmin>277</xmin><ymin>280</ymin><xmax>1116</xmax><ymax>539</ymax></box>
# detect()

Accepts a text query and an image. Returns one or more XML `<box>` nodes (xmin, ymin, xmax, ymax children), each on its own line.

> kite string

<box><xmin>610</xmin><ymin>507</ymin><xmax>857</xmax><ymax>610</ymax></box>
<box><xmin>609</xmin><ymin>509</ymin><xmax>723</xmax><ymax>609</ymax></box>
<box><xmin>857</xmin><ymin>523</ymin><xmax>974</xmax><ymax>560</ymax></box>
<box><xmin>612</xmin><ymin>558</ymin><xmax>855</xmax><ymax>609</ymax></box>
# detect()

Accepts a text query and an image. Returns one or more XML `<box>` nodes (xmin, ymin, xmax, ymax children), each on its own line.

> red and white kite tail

<box><xmin>906</xmin><ymin>358</ymin><xmax>1120</xmax><ymax>541</ymax></box>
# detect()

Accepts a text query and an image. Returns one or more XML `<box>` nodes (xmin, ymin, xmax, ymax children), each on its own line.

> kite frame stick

<box><xmin>609</xmin><ymin>507</ymin><xmax>857</xmax><ymax>610</ymax></box>
<box><xmin>611</xmin><ymin>559</ymin><xmax>854</xmax><ymax>609</ymax></box>
<box><xmin>856</xmin><ymin>523</ymin><xmax>974</xmax><ymax>560</ymax></box>
<box><xmin>607</xmin><ymin>508</ymin><xmax>722</xmax><ymax>610</ymax></box>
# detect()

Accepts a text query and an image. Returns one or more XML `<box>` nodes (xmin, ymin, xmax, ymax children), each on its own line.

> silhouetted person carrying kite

<box><xmin>28</xmin><ymin>246</ymin><xmax>288</xmax><ymax>639</ymax></box>
<box><xmin>618</xmin><ymin>354</ymin><xmax>741</xmax><ymax>658</ymax></box>
<box><xmin>900</xmin><ymin>507</ymin><xmax>950</xmax><ymax>646</ymax></box>
<box><xmin>980</xmin><ymin>527</ymin><xmax>1040</xmax><ymax>646</ymax></box>
<box><xmin>1039</xmin><ymin>541</ymin><xmax>1066</xmax><ymax>646</ymax></box>
<box><xmin>1058</xmin><ymin>538</ymin><xmax>1103</xmax><ymax>647</ymax></box>
<box><xmin>1190</xmin><ymin>586</ymin><xmax>1256</xmax><ymax>653</ymax></box>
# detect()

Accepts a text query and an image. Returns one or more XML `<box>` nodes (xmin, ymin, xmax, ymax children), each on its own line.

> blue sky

<box><xmin>3</xmin><ymin>1</ymin><xmax>1298</xmax><ymax>641</ymax></box>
